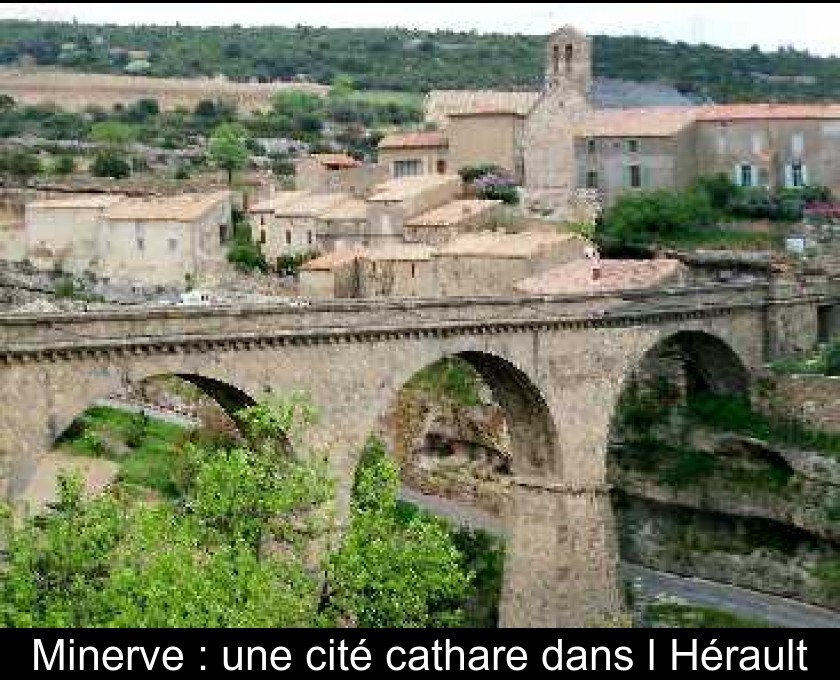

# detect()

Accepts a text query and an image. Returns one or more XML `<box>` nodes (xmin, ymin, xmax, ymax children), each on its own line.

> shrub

<box><xmin>90</xmin><ymin>151</ymin><xmax>131</xmax><ymax>179</ymax></box>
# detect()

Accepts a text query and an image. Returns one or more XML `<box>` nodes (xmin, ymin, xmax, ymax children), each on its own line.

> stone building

<box><xmin>316</xmin><ymin>198</ymin><xmax>370</xmax><ymax>251</ymax></box>
<box><xmin>356</xmin><ymin>244</ymin><xmax>436</xmax><ymax>298</ymax></box>
<box><xmin>408</xmin><ymin>25</ymin><xmax>840</xmax><ymax>220</ymax></box>
<box><xmin>95</xmin><ymin>191</ymin><xmax>232</xmax><ymax>286</ymax></box>
<box><xmin>295</xmin><ymin>153</ymin><xmax>387</xmax><ymax>197</ymax></box>
<box><xmin>364</xmin><ymin>174</ymin><xmax>463</xmax><ymax>245</ymax></box>
<box><xmin>403</xmin><ymin>198</ymin><xmax>504</xmax><ymax>246</ymax></box>
<box><xmin>377</xmin><ymin>131</ymin><xmax>449</xmax><ymax>178</ymax></box>
<box><xmin>298</xmin><ymin>247</ymin><xmax>363</xmax><ymax>298</ymax></box>
<box><xmin>259</xmin><ymin>192</ymin><xmax>349</xmax><ymax>270</ymax></box>
<box><xmin>434</xmin><ymin>230</ymin><xmax>590</xmax><ymax>296</ymax></box>
<box><xmin>24</xmin><ymin>194</ymin><xmax>126</xmax><ymax>274</ymax></box>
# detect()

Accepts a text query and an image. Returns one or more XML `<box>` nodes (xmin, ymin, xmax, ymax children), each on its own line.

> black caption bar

<box><xmin>5</xmin><ymin>628</ymin><xmax>835</xmax><ymax>674</ymax></box>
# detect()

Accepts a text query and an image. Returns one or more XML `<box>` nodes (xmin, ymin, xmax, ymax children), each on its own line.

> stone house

<box><xmin>298</xmin><ymin>247</ymin><xmax>364</xmax><ymax>298</ymax></box>
<box><xmin>447</xmin><ymin>111</ymin><xmax>527</xmax><ymax>182</ymax></box>
<box><xmin>24</xmin><ymin>194</ymin><xmax>127</xmax><ymax>274</ymax></box>
<box><xmin>403</xmin><ymin>198</ymin><xmax>504</xmax><ymax>246</ymax></box>
<box><xmin>434</xmin><ymin>230</ymin><xmax>590</xmax><ymax>297</ymax></box>
<box><xmin>365</xmin><ymin>174</ymin><xmax>463</xmax><ymax>245</ymax></box>
<box><xmin>377</xmin><ymin>131</ymin><xmax>449</xmax><ymax>178</ymax></box>
<box><xmin>316</xmin><ymin>198</ymin><xmax>371</xmax><ymax>251</ymax></box>
<box><xmin>295</xmin><ymin>153</ymin><xmax>387</xmax><ymax>196</ymax></box>
<box><xmin>260</xmin><ymin>192</ymin><xmax>349</xmax><ymax>270</ymax></box>
<box><xmin>95</xmin><ymin>191</ymin><xmax>232</xmax><ymax>286</ymax></box>
<box><xmin>356</xmin><ymin>244</ymin><xmax>436</xmax><ymax>298</ymax></box>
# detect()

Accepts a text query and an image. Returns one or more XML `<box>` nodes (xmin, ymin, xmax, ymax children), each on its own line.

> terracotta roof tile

<box><xmin>310</xmin><ymin>153</ymin><xmax>361</xmax><ymax>168</ymax></box>
<box><xmin>514</xmin><ymin>258</ymin><xmax>685</xmax><ymax>295</ymax></box>
<box><xmin>697</xmin><ymin>103</ymin><xmax>840</xmax><ymax>121</ymax></box>
<box><xmin>575</xmin><ymin>107</ymin><xmax>698</xmax><ymax>138</ymax></box>
<box><xmin>406</xmin><ymin>199</ymin><xmax>502</xmax><ymax>228</ymax></box>
<box><xmin>27</xmin><ymin>194</ymin><xmax>127</xmax><ymax>210</ymax></box>
<box><xmin>425</xmin><ymin>90</ymin><xmax>540</xmax><ymax>126</ymax></box>
<box><xmin>103</xmin><ymin>191</ymin><xmax>230</xmax><ymax>221</ymax></box>
<box><xmin>361</xmin><ymin>244</ymin><xmax>434</xmax><ymax>262</ymax></box>
<box><xmin>300</xmin><ymin>247</ymin><xmax>364</xmax><ymax>271</ymax></box>
<box><xmin>437</xmin><ymin>231</ymin><xmax>586</xmax><ymax>259</ymax></box>
<box><xmin>368</xmin><ymin>174</ymin><xmax>461</xmax><ymax>202</ymax></box>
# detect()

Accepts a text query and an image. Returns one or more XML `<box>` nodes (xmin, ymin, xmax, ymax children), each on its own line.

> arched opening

<box><xmin>564</xmin><ymin>43</ymin><xmax>574</xmax><ymax>73</ymax></box>
<box><xmin>605</xmin><ymin>332</ymin><xmax>840</xmax><ymax>625</ymax></box>
<box><xmin>367</xmin><ymin>351</ymin><xmax>557</xmax><ymax>627</ymax></box>
<box><xmin>30</xmin><ymin>373</ymin><xmax>256</xmax><ymax>512</ymax></box>
<box><xmin>552</xmin><ymin>44</ymin><xmax>560</xmax><ymax>75</ymax></box>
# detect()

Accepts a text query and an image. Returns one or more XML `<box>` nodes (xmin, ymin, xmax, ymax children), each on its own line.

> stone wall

<box><xmin>755</xmin><ymin>372</ymin><xmax>840</xmax><ymax>434</ymax></box>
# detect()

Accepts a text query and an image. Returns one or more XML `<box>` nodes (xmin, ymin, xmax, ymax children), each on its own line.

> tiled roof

<box><xmin>436</xmin><ymin>231</ymin><xmax>586</xmax><ymax>259</ymax></box>
<box><xmin>300</xmin><ymin>247</ymin><xmax>365</xmax><ymax>271</ymax></box>
<box><xmin>310</xmin><ymin>153</ymin><xmax>362</xmax><ymax>168</ymax></box>
<box><xmin>575</xmin><ymin>107</ymin><xmax>699</xmax><ymax>138</ymax></box>
<box><xmin>361</xmin><ymin>243</ymin><xmax>434</xmax><ymax>262</ymax></box>
<box><xmin>248</xmin><ymin>191</ymin><xmax>310</xmax><ymax>213</ymax></box>
<box><xmin>696</xmin><ymin>103</ymin><xmax>840</xmax><ymax>121</ymax></box>
<box><xmin>378</xmin><ymin>131</ymin><xmax>448</xmax><ymax>150</ymax></box>
<box><xmin>406</xmin><ymin>199</ymin><xmax>502</xmax><ymax>228</ymax></box>
<box><xmin>425</xmin><ymin>90</ymin><xmax>540</xmax><ymax>126</ymax></box>
<box><xmin>272</xmin><ymin>192</ymin><xmax>350</xmax><ymax>217</ymax></box>
<box><xmin>368</xmin><ymin>174</ymin><xmax>461</xmax><ymax>202</ymax></box>
<box><xmin>319</xmin><ymin>198</ymin><xmax>369</xmax><ymax>221</ymax></box>
<box><xmin>27</xmin><ymin>194</ymin><xmax>126</xmax><ymax>210</ymax></box>
<box><xmin>103</xmin><ymin>191</ymin><xmax>230</xmax><ymax>221</ymax></box>
<box><xmin>514</xmin><ymin>258</ymin><xmax>684</xmax><ymax>295</ymax></box>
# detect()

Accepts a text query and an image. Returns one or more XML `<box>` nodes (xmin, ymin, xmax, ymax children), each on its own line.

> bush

<box><xmin>90</xmin><ymin>151</ymin><xmax>131</xmax><ymax>179</ymax></box>
<box><xmin>226</xmin><ymin>222</ymin><xmax>267</xmax><ymax>273</ymax></box>
<box><xmin>459</xmin><ymin>164</ymin><xmax>503</xmax><ymax>183</ymax></box>
<box><xmin>473</xmin><ymin>169</ymin><xmax>519</xmax><ymax>205</ymax></box>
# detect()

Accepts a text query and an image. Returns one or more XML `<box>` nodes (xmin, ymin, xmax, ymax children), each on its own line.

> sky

<box><xmin>0</xmin><ymin>3</ymin><xmax>836</xmax><ymax>57</ymax></box>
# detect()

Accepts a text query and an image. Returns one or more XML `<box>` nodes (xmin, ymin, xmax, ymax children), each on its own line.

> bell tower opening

<box><xmin>544</xmin><ymin>26</ymin><xmax>592</xmax><ymax>98</ymax></box>
<box><xmin>564</xmin><ymin>43</ymin><xmax>573</xmax><ymax>73</ymax></box>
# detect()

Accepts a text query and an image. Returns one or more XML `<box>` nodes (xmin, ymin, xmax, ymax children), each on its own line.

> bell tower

<box><xmin>544</xmin><ymin>25</ymin><xmax>592</xmax><ymax>99</ymax></box>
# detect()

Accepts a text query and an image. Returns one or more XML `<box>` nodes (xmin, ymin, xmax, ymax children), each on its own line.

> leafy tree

<box><xmin>90</xmin><ymin>120</ymin><xmax>136</xmax><ymax>147</ymax></box>
<box><xmin>0</xmin><ymin>149</ymin><xmax>42</xmax><ymax>183</ymax></box>
<box><xmin>325</xmin><ymin>437</ymin><xmax>472</xmax><ymax>627</ymax></box>
<box><xmin>51</xmin><ymin>153</ymin><xmax>75</xmax><ymax>176</ymax></box>
<box><xmin>208</xmin><ymin>122</ymin><xmax>250</xmax><ymax>184</ymax></box>
<box><xmin>90</xmin><ymin>150</ymin><xmax>131</xmax><ymax>179</ymax></box>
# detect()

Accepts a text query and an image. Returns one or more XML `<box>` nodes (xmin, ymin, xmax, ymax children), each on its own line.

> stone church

<box><xmin>378</xmin><ymin>26</ymin><xmax>840</xmax><ymax>221</ymax></box>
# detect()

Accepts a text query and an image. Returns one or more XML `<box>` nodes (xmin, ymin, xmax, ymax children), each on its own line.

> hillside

<box><xmin>1</xmin><ymin>20</ymin><xmax>839</xmax><ymax>102</ymax></box>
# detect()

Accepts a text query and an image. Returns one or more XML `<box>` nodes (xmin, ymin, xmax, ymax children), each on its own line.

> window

<box><xmin>585</xmin><ymin>170</ymin><xmax>599</xmax><ymax>189</ymax></box>
<box><xmin>436</xmin><ymin>159</ymin><xmax>446</xmax><ymax>174</ymax></box>
<box><xmin>629</xmin><ymin>164</ymin><xmax>642</xmax><ymax>188</ymax></box>
<box><xmin>168</xmin><ymin>238</ymin><xmax>178</xmax><ymax>253</ymax></box>
<box><xmin>552</xmin><ymin>44</ymin><xmax>560</xmax><ymax>74</ymax></box>
<box><xmin>411</xmin><ymin>263</ymin><xmax>416</xmax><ymax>278</ymax></box>
<box><xmin>135</xmin><ymin>223</ymin><xmax>145</xmax><ymax>251</ymax></box>
<box><xmin>259</xmin><ymin>229</ymin><xmax>266</xmax><ymax>245</ymax></box>
<box><xmin>394</xmin><ymin>159</ymin><xmax>421</xmax><ymax>178</ymax></box>
<box><xmin>792</xmin><ymin>132</ymin><xmax>805</xmax><ymax>157</ymax></box>
<box><xmin>740</xmin><ymin>164</ymin><xmax>754</xmax><ymax>188</ymax></box>
<box><xmin>627</xmin><ymin>139</ymin><xmax>639</xmax><ymax>153</ymax></box>
<box><xmin>307</xmin><ymin>230</ymin><xmax>313</xmax><ymax>245</ymax></box>
<box><xmin>586</xmin><ymin>139</ymin><xmax>596</xmax><ymax>154</ymax></box>
<box><xmin>758</xmin><ymin>167</ymin><xmax>770</xmax><ymax>187</ymax></box>
<box><xmin>564</xmin><ymin>43</ymin><xmax>573</xmax><ymax>73</ymax></box>
<box><xmin>751</xmin><ymin>132</ymin><xmax>763</xmax><ymax>155</ymax></box>
<box><xmin>260</xmin><ymin>215</ymin><xmax>265</xmax><ymax>226</ymax></box>
<box><xmin>219</xmin><ymin>224</ymin><xmax>228</xmax><ymax>244</ymax></box>
<box><xmin>789</xmin><ymin>162</ymin><xmax>807</xmax><ymax>188</ymax></box>
<box><xmin>285</xmin><ymin>230</ymin><xmax>292</xmax><ymax>245</ymax></box>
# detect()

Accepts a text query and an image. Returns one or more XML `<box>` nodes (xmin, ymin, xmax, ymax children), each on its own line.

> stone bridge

<box><xmin>1</xmin><ymin>279</ymin><xmax>838</xmax><ymax>627</ymax></box>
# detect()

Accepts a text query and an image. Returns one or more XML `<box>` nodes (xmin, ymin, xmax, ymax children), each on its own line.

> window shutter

<box><xmin>733</xmin><ymin>165</ymin><xmax>741</xmax><ymax>186</ymax></box>
<box><xmin>784</xmin><ymin>164</ymin><xmax>793</xmax><ymax>189</ymax></box>
<box><xmin>751</xmin><ymin>165</ymin><xmax>759</xmax><ymax>188</ymax></box>
<box><xmin>641</xmin><ymin>165</ymin><xmax>652</xmax><ymax>188</ymax></box>
<box><xmin>801</xmin><ymin>164</ymin><xmax>808</xmax><ymax>186</ymax></box>
<box><xmin>622</xmin><ymin>165</ymin><xmax>630</xmax><ymax>188</ymax></box>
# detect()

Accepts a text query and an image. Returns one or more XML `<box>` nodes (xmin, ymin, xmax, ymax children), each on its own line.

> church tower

<box><xmin>544</xmin><ymin>25</ymin><xmax>592</xmax><ymax>100</ymax></box>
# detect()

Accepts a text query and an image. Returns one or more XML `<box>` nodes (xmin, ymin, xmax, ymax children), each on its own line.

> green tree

<box><xmin>51</xmin><ymin>154</ymin><xmax>75</xmax><ymax>176</ymax></box>
<box><xmin>208</xmin><ymin>122</ymin><xmax>250</xmax><ymax>184</ymax></box>
<box><xmin>90</xmin><ymin>150</ymin><xmax>131</xmax><ymax>179</ymax></box>
<box><xmin>0</xmin><ymin>150</ymin><xmax>42</xmax><ymax>184</ymax></box>
<box><xmin>326</xmin><ymin>437</ymin><xmax>472</xmax><ymax>627</ymax></box>
<box><xmin>90</xmin><ymin>120</ymin><xmax>136</xmax><ymax>147</ymax></box>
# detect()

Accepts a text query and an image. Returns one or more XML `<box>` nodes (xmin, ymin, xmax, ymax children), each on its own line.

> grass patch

<box><xmin>345</xmin><ymin>89</ymin><xmax>424</xmax><ymax>108</ymax></box>
<box><xmin>57</xmin><ymin>405</ymin><xmax>188</xmax><ymax>496</ymax></box>
<box><xmin>771</xmin><ymin>341</ymin><xmax>840</xmax><ymax>376</ymax></box>
<box><xmin>687</xmin><ymin>394</ymin><xmax>840</xmax><ymax>460</ymax></box>
<box><xmin>646</xmin><ymin>602</ymin><xmax>775</xmax><ymax>628</ymax></box>
<box><xmin>404</xmin><ymin>357</ymin><xmax>485</xmax><ymax>407</ymax></box>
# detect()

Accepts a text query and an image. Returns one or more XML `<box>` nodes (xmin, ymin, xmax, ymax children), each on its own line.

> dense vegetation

<box><xmin>596</xmin><ymin>174</ymin><xmax>829</xmax><ymax>250</ymax></box>
<box><xmin>1</xmin><ymin>397</ymin><xmax>505</xmax><ymax>627</ymax></box>
<box><xmin>1</xmin><ymin>21</ymin><xmax>840</xmax><ymax>102</ymax></box>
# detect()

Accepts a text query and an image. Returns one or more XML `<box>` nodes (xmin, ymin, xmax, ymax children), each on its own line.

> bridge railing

<box><xmin>0</xmin><ymin>280</ymin><xmax>833</xmax><ymax>350</ymax></box>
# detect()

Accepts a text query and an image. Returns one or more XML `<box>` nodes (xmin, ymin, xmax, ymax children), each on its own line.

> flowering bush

<box><xmin>473</xmin><ymin>170</ymin><xmax>519</xmax><ymax>205</ymax></box>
